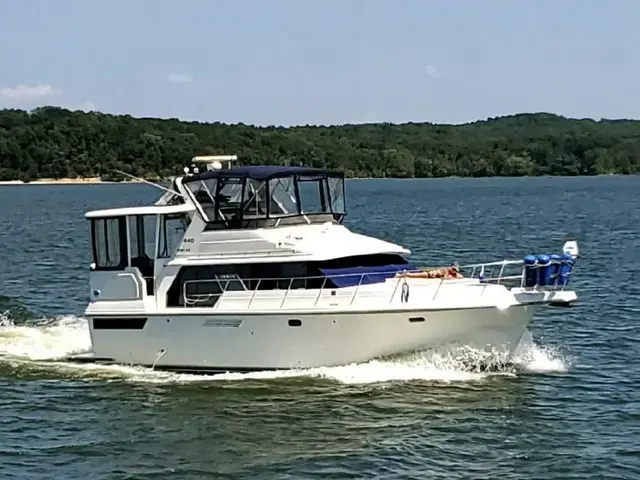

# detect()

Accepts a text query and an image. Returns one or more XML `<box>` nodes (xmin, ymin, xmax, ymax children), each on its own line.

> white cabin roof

<box><xmin>85</xmin><ymin>203</ymin><xmax>195</xmax><ymax>219</ymax></box>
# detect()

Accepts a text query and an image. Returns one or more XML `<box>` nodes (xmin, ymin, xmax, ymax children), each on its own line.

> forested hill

<box><xmin>1</xmin><ymin>106</ymin><xmax>640</xmax><ymax>182</ymax></box>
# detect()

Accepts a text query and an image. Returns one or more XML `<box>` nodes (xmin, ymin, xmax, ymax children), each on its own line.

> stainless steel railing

<box><xmin>179</xmin><ymin>257</ymin><xmax>560</xmax><ymax>309</ymax></box>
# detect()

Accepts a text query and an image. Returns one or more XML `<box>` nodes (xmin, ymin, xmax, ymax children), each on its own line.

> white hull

<box><xmin>86</xmin><ymin>304</ymin><xmax>540</xmax><ymax>372</ymax></box>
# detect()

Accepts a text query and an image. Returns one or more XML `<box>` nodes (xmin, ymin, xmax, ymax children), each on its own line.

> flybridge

<box><xmin>181</xmin><ymin>162</ymin><xmax>347</xmax><ymax>229</ymax></box>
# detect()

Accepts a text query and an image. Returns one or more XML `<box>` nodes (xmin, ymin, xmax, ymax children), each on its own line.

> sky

<box><xmin>0</xmin><ymin>0</ymin><xmax>638</xmax><ymax>126</ymax></box>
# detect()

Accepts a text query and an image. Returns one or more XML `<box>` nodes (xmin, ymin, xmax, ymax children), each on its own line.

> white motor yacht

<box><xmin>71</xmin><ymin>155</ymin><xmax>579</xmax><ymax>373</ymax></box>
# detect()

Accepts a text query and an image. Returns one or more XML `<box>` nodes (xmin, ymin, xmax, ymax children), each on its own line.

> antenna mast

<box><xmin>114</xmin><ymin>170</ymin><xmax>184</xmax><ymax>197</ymax></box>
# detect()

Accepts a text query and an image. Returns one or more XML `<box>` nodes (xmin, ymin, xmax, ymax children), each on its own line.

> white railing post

<box><xmin>313</xmin><ymin>277</ymin><xmax>328</xmax><ymax>307</ymax></box>
<box><xmin>350</xmin><ymin>273</ymin><xmax>365</xmax><ymax>305</ymax></box>
<box><xmin>247</xmin><ymin>279</ymin><xmax>261</xmax><ymax>308</ymax></box>
<box><xmin>432</xmin><ymin>278</ymin><xmax>444</xmax><ymax>300</ymax></box>
<box><xmin>280</xmin><ymin>278</ymin><xmax>294</xmax><ymax>308</ymax></box>
<box><xmin>389</xmin><ymin>273</ymin><xmax>404</xmax><ymax>303</ymax></box>
<box><xmin>496</xmin><ymin>262</ymin><xmax>506</xmax><ymax>285</ymax></box>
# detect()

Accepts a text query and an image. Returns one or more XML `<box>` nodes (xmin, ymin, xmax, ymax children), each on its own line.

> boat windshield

<box><xmin>185</xmin><ymin>172</ymin><xmax>345</xmax><ymax>228</ymax></box>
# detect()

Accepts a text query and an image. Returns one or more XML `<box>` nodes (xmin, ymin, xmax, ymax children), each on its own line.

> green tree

<box><xmin>1</xmin><ymin>107</ymin><xmax>640</xmax><ymax>180</ymax></box>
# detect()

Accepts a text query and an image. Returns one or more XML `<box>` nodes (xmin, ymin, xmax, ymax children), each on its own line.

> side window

<box><xmin>158</xmin><ymin>214</ymin><xmax>191</xmax><ymax>258</ymax></box>
<box><xmin>185</xmin><ymin>179</ymin><xmax>217</xmax><ymax>221</ymax></box>
<box><xmin>127</xmin><ymin>216</ymin><xmax>140</xmax><ymax>259</ymax></box>
<box><xmin>128</xmin><ymin>214</ymin><xmax>157</xmax><ymax>259</ymax></box>
<box><xmin>268</xmin><ymin>176</ymin><xmax>298</xmax><ymax>216</ymax></box>
<box><xmin>142</xmin><ymin>216</ymin><xmax>158</xmax><ymax>258</ymax></box>
<box><xmin>91</xmin><ymin>217</ymin><xmax>127</xmax><ymax>270</ymax></box>
<box><xmin>327</xmin><ymin>176</ymin><xmax>345</xmax><ymax>214</ymax></box>
<box><xmin>217</xmin><ymin>178</ymin><xmax>244</xmax><ymax>222</ymax></box>
<box><xmin>242</xmin><ymin>179</ymin><xmax>268</xmax><ymax>219</ymax></box>
<box><xmin>297</xmin><ymin>177</ymin><xmax>328</xmax><ymax>214</ymax></box>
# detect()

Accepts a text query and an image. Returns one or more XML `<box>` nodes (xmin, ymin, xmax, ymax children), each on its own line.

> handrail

<box><xmin>181</xmin><ymin>262</ymin><xmax>516</xmax><ymax>286</ymax></box>
<box><xmin>178</xmin><ymin>255</ymin><xmax>575</xmax><ymax>309</ymax></box>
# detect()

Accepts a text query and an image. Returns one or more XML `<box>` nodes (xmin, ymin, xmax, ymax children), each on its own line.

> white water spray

<box><xmin>0</xmin><ymin>314</ymin><xmax>91</xmax><ymax>361</ymax></box>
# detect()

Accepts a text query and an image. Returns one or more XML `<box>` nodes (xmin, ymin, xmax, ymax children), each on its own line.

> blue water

<box><xmin>1</xmin><ymin>176</ymin><xmax>638</xmax><ymax>479</ymax></box>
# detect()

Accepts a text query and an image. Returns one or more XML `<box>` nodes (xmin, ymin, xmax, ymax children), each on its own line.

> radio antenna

<box><xmin>114</xmin><ymin>170</ymin><xmax>184</xmax><ymax>197</ymax></box>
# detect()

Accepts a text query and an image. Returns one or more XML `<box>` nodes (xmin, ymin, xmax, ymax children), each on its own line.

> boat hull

<box><xmin>84</xmin><ymin>304</ymin><xmax>540</xmax><ymax>372</ymax></box>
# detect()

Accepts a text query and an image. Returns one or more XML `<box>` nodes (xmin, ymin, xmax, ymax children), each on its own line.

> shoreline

<box><xmin>0</xmin><ymin>172</ymin><xmax>629</xmax><ymax>186</ymax></box>
<box><xmin>0</xmin><ymin>177</ymin><xmax>147</xmax><ymax>185</ymax></box>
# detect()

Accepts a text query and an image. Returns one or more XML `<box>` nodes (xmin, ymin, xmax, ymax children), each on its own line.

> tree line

<box><xmin>1</xmin><ymin>106</ymin><xmax>639</xmax><ymax>182</ymax></box>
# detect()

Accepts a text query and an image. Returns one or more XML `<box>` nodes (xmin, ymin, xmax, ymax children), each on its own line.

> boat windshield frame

<box><xmin>182</xmin><ymin>167</ymin><xmax>346</xmax><ymax>229</ymax></box>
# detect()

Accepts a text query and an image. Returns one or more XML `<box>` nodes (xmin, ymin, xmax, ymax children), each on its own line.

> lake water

<box><xmin>1</xmin><ymin>177</ymin><xmax>638</xmax><ymax>479</ymax></box>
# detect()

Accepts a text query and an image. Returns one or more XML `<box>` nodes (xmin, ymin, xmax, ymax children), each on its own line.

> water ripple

<box><xmin>1</xmin><ymin>177</ymin><xmax>639</xmax><ymax>479</ymax></box>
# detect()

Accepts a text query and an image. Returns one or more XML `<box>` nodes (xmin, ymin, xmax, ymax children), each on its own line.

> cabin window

<box><xmin>242</xmin><ymin>179</ymin><xmax>268</xmax><ymax>219</ymax></box>
<box><xmin>166</xmin><ymin>265</ymin><xmax>248</xmax><ymax>307</ymax></box>
<box><xmin>128</xmin><ymin>215</ymin><xmax>157</xmax><ymax>260</ymax></box>
<box><xmin>281</xmin><ymin>262</ymin><xmax>309</xmax><ymax>289</ymax></box>
<box><xmin>128</xmin><ymin>217</ymin><xmax>140</xmax><ymax>259</ymax></box>
<box><xmin>185</xmin><ymin>178</ymin><xmax>218</xmax><ymax>221</ymax></box>
<box><xmin>91</xmin><ymin>217</ymin><xmax>127</xmax><ymax>270</ymax></box>
<box><xmin>297</xmin><ymin>175</ymin><xmax>330</xmax><ymax>215</ymax></box>
<box><xmin>158</xmin><ymin>213</ymin><xmax>190</xmax><ymax>258</ymax></box>
<box><xmin>165</xmin><ymin>255</ymin><xmax>411</xmax><ymax>307</ymax></box>
<box><xmin>268</xmin><ymin>176</ymin><xmax>297</xmax><ymax>216</ymax></box>
<box><xmin>166</xmin><ymin>180</ymin><xmax>185</xmax><ymax>205</ymax></box>
<box><xmin>216</xmin><ymin>177</ymin><xmax>244</xmax><ymax>224</ymax></box>
<box><xmin>216</xmin><ymin>273</ymin><xmax>247</xmax><ymax>292</ymax></box>
<box><xmin>327</xmin><ymin>176</ymin><xmax>346</xmax><ymax>214</ymax></box>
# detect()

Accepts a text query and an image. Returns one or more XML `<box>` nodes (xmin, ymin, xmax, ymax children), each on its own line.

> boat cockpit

<box><xmin>181</xmin><ymin>166</ymin><xmax>346</xmax><ymax>230</ymax></box>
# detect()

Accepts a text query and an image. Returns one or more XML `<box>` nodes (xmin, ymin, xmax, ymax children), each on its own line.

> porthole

<box><xmin>288</xmin><ymin>319</ymin><xmax>302</xmax><ymax>327</ymax></box>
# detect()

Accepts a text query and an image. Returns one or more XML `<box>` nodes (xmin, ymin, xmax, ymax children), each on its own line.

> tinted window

<box><xmin>158</xmin><ymin>214</ymin><xmax>189</xmax><ymax>258</ymax></box>
<box><xmin>91</xmin><ymin>217</ymin><xmax>127</xmax><ymax>270</ymax></box>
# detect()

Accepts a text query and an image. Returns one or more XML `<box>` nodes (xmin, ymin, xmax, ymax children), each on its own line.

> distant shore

<box><xmin>0</xmin><ymin>172</ymin><xmax>629</xmax><ymax>186</ymax></box>
<box><xmin>0</xmin><ymin>177</ymin><xmax>146</xmax><ymax>185</ymax></box>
